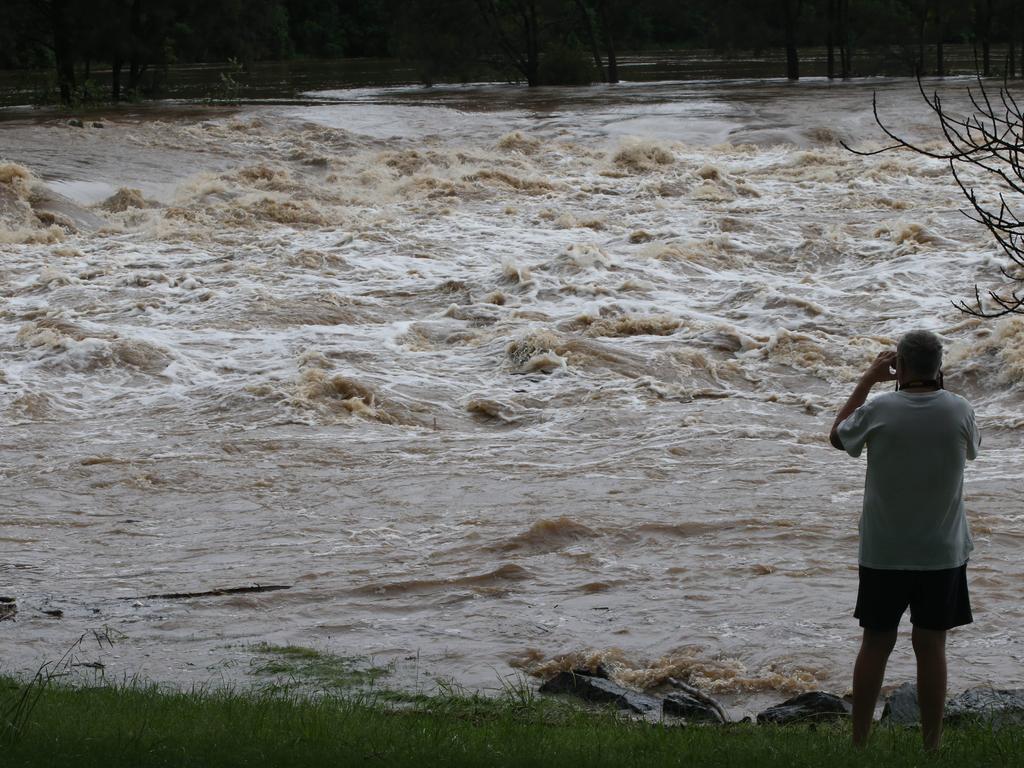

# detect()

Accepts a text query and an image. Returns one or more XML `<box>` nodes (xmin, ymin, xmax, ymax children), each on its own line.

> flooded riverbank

<box><xmin>1</xmin><ymin>76</ymin><xmax>1022</xmax><ymax>714</ymax></box>
<box><xmin>1</xmin><ymin>44</ymin><xmax>1018</xmax><ymax>109</ymax></box>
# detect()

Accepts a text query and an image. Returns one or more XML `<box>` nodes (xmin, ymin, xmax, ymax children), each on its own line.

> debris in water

<box><xmin>126</xmin><ymin>584</ymin><xmax>292</xmax><ymax>601</ymax></box>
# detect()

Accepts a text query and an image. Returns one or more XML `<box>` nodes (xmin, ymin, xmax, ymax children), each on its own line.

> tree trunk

<box><xmin>826</xmin><ymin>0</ymin><xmax>835</xmax><ymax>79</ymax></box>
<box><xmin>839</xmin><ymin>0</ymin><xmax>850</xmax><ymax>78</ymax></box>
<box><xmin>985</xmin><ymin>0</ymin><xmax>992</xmax><ymax>77</ymax></box>
<box><xmin>934</xmin><ymin>0</ymin><xmax>944</xmax><ymax>76</ymax></box>
<box><xmin>597</xmin><ymin>0</ymin><xmax>618</xmax><ymax>84</ymax></box>
<box><xmin>525</xmin><ymin>0</ymin><xmax>539</xmax><ymax>86</ymax></box>
<box><xmin>976</xmin><ymin>0</ymin><xmax>991</xmax><ymax>77</ymax></box>
<box><xmin>128</xmin><ymin>0</ymin><xmax>142</xmax><ymax>93</ymax></box>
<box><xmin>1013</xmin><ymin>5</ymin><xmax>1019</xmax><ymax>78</ymax></box>
<box><xmin>916</xmin><ymin>6</ymin><xmax>926</xmax><ymax>75</ymax></box>
<box><xmin>475</xmin><ymin>0</ymin><xmax>540</xmax><ymax>86</ymax></box>
<box><xmin>604</xmin><ymin>36</ymin><xmax>618</xmax><ymax>84</ymax></box>
<box><xmin>782</xmin><ymin>0</ymin><xmax>799</xmax><ymax>80</ymax></box>
<box><xmin>51</xmin><ymin>0</ymin><xmax>76</xmax><ymax>103</ymax></box>
<box><xmin>574</xmin><ymin>0</ymin><xmax>606</xmax><ymax>82</ymax></box>
<box><xmin>112</xmin><ymin>56</ymin><xmax>122</xmax><ymax>101</ymax></box>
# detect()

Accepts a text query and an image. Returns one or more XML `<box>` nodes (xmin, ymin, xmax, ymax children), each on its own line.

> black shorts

<box><xmin>854</xmin><ymin>564</ymin><xmax>973</xmax><ymax>632</ymax></box>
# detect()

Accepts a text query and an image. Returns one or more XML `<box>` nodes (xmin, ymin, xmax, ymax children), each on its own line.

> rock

<box><xmin>100</xmin><ymin>187</ymin><xmax>158</xmax><ymax>213</ymax></box>
<box><xmin>29</xmin><ymin>186</ymin><xmax>107</xmax><ymax>232</ymax></box>
<box><xmin>757</xmin><ymin>691</ymin><xmax>850</xmax><ymax>725</ymax></box>
<box><xmin>665</xmin><ymin>677</ymin><xmax>728</xmax><ymax>723</ymax></box>
<box><xmin>663</xmin><ymin>691</ymin><xmax>726</xmax><ymax>723</ymax></box>
<box><xmin>0</xmin><ymin>596</ymin><xmax>15</xmax><ymax>622</ymax></box>
<box><xmin>539</xmin><ymin>671</ymin><xmax>660</xmax><ymax>714</ymax></box>
<box><xmin>0</xmin><ymin>184</ymin><xmax>23</xmax><ymax>225</ymax></box>
<box><xmin>946</xmin><ymin>687</ymin><xmax>1024</xmax><ymax>726</ymax></box>
<box><xmin>43</xmin><ymin>608</ymin><xmax>63</xmax><ymax>618</ymax></box>
<box><xmin>881</xmin><ymin>682</ymin><xmax>920</xmax><ymax>725</ymax></box>
<box><xmin>575</xmin><ymin>664</ymin><xmax>611</xmax><ymax>679</ymax></box>
<box><xmin>91</xmin><ymin>121</ymin><xmax>104</xmax><ymax>128</ymax></box>
<box><xmin>67</xmin><ymin>118</ymin><xmax>84</xmax><ymax>128</ymax></box>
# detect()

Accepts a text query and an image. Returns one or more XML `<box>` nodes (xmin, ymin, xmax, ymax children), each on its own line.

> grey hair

<box><xmin>897</xmin><ymin>330</ymin><xmax>943</xmax><ymax>379</ymax></box>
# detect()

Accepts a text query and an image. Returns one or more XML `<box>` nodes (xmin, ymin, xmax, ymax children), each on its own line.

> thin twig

<box><xmin>843</xmin><ymin>74</ymin><xmax>1024</xmax><ymax>316</ymax></box>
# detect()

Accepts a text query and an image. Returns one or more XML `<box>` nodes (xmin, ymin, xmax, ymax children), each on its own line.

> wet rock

<box><xmin>946</xmin><ymin>687</ymin><xmax>1024</xmax><ymax>726</ymax></box>
<box><xmin>881</xmin><ymin>682</ymin><xmax>919</xmax><ymax>725</ymax></box>
<box><xmin>573</xmin><ymin>663</ymin><xmax>611</xmax><ymax>679</ymax></box>
<box><xmin>30</xmin><ymin>186</ymin><xmax>107</xmax><ymax>232</ymax></box>
<box><xmin>665</xmin><ymin>677</ymin><xmax>728</xmax><ymax>723</ymax></box>
<box><xmin>100</xmin><ymin>187</ymin><xmax>159</xmax><ymax>213</ymax></box>
<box><xmin>443</xmin><ymin>303</ymin><xmax>502</xmax><ymax>325</ymax></box>
<box><xmin>43</xmin><ymin>608</ymin><xmax>63</xmax><ymax>618</ymax></box>
<box><xmin>67</xmin><ymin>118</ymin><xmax>84</xmax><ymax>128</ymax></box>
<box><xmin>0</xmin><ymin>596</ymin><xmax>16</xmax><ymax>621</ymax></box>
<box><xmin>539</xmin><ymin>671</ymin><xmax>659</xmax><ymax>714</ymax></box>
<box><xmin>0</xmin><ymin>184</ymin><xmax>23</xmax><ymax>223</ymax></box>
<box><xmin>756</xmin><ymin>691</ymin><xmax>850</xmax><ymax>725</ymax></box>
<box><xmin>91</xmin><ymin>121</ymin><xmax>104</xmax><ymax>128</ymax></box>
<box><xmin>663</xmin><ymin>691</ymin><xmax>726</xmax><ymax>723</ymax></box>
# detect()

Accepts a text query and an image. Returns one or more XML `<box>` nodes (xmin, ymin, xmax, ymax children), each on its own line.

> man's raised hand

<box><xmin>863</xmin><ymin>350</ymin><xmax>897</xmax><ymax>385</ymax></box>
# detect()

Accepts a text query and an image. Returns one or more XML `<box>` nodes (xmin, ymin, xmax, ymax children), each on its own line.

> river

<box><xmin>1</xmin><ymin>72</ymin><xmax>1022</xmax><ymax>717</ymax></box>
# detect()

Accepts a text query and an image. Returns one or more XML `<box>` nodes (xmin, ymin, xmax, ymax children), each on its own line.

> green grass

<box><xmin>2</xmin><ymin>674</ymin><xmax>1023</xmax><ymax>767</ymax></box>
<box><xmin>248</xmin><ymin>643</ymin><xmax>394</xmax><ymax>692</ymax></box>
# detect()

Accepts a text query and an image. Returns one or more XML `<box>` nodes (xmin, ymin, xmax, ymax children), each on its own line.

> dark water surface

<box><xmin>0</xmin><ymin>45</ymin><xmax>1017</xmax><ymax>110</ymax></box>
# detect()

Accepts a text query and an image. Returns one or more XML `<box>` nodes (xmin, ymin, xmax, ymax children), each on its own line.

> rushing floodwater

<box><xmin>1</xmin><ymin>77</ymin><xmax>1023</xmax><ymax>716</ymax></box>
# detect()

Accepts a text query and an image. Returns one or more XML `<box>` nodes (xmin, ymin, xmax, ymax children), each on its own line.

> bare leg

<box><xmin>852</xmin><ymin>628</ymin><xmax>898</xmax><ymax>748</ymax></box>
<box><xmin>912</xmin><ymin>626</ymin><xmax>947</xmax><ymax>753</ymax></box>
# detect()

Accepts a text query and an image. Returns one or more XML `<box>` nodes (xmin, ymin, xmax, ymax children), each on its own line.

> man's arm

<box><xmin>965</xmin><ymin>405</ymin><xmax>981</xmax><ymax>461</ymax></box>
<box><xmin>829</xmin><ymin>351</ymin><xmax>897</xmax><ymax>450</ymax></box>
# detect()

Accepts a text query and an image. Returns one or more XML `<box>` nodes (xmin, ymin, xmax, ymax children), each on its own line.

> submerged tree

<box><xmin>392</xmin><ymin>0</ymin><xmax>484</xmax><ymax>85</ymax></box>
<box><xmin>472</xmin><ymin>0</ymin><xmax>600</xmax><ymax>86</ymax></box>
<box><xmin>845</xmin><ymin>78</ymin><xmax>1024</xmax><ymax>316</ymax></box>
<box><xmin>933</xmin><ymin>0</ymin><xmax>946</xmax><ymax>76</ymax></box>
<box><xmin>780</xmin><ymin>0</ymin><xmax>802</xmax><ymax>80</ymax></box>
<box><xmin>826</xmin><ymin>0</ymin><xmax>851</xmax><ymax>79</ymax></box>
<box><xmin>475</xmin><ymin>0</ymin><xmax>543</xmax><ymax>85</ymax></box>
<box><xmin>573</xmin><ymin>0</ymin><xmax>618</xmax><ymax>83</ymax></box>
<box><xmin>975</xmin><ymin>0</ymin><xmax>993</xmax><ymax>78</ymax></box>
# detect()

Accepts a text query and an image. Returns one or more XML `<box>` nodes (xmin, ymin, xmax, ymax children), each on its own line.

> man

<box><xmin>829</xmin><ymin>329</ymin><xmax>980</xmax><ymax>752</ymax></box>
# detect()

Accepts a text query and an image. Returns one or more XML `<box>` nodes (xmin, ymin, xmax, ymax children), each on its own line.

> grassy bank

<box><xmin>3</xmin><ymin>674</ymin><xmax>1023</xmax><ymax>768</ymax></box>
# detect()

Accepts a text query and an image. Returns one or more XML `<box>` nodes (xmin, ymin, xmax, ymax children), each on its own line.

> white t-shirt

<box><xmin>837</xmin><ymin>389</ymin><xmax>981</xmax><ymax>570</ymax></box>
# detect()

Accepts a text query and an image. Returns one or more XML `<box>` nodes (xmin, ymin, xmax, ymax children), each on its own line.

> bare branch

<box><xmin>845</xmin><ymin>74</ymin><xmax>1024</xmax><ymax>316</ymax></box>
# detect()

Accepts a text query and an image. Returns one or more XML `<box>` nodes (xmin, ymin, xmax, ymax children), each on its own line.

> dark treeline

<box><xmin>2</xmin><ymin>0</ymin><xmax>1023</xmax><ymax>103</ymax></box>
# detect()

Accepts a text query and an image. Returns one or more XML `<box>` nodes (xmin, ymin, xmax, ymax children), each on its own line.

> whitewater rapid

<box><xmin>1</xmin><ymin>77</ymin><xmax>1022</xmax><ymax>714</ymax></box>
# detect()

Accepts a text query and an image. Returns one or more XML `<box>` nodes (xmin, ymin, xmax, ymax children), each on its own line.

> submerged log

<box><xmin>665</xmin><ymin>677</ymin><xmax>728</xmax><ymax>723</ymax></box>
<box><xmin>663</xmin><ymin>691</ymin><xmax>726</xmax><ymax>723</ymax></box>
<box><xmin>125</xmin><ymin>584</ymin><xmax>291</xmax><ymax>600</ymax></box>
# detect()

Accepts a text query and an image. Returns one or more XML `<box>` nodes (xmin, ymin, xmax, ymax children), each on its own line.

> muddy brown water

<box><xmin>1</xmin><ymin>73</ymin><xmax>1022</xmax><ymax>717</ymax></box>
